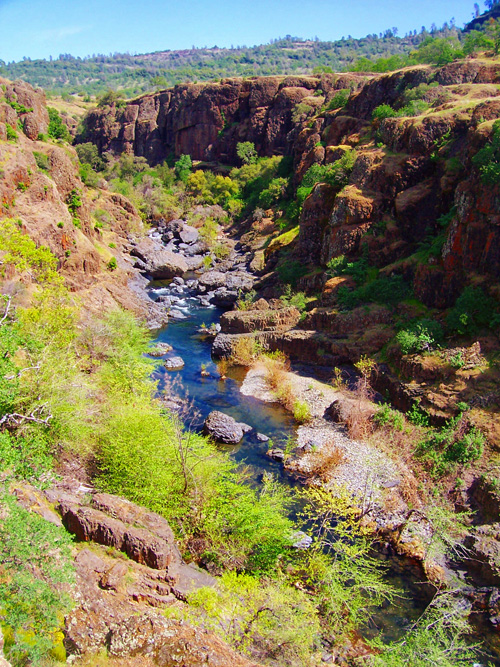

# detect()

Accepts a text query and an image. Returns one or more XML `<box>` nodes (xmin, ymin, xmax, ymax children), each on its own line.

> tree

<box><xmin>236</xmin><ymin>141</ymin><xmax>257</xmax><ymax>165</ymax></box>
<box><xmin>174</xmin><ymin>154</ymin><xmax>192</xmax><ymax>182</ymax></box>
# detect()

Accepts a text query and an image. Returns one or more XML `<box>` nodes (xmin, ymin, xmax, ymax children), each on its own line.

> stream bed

<box><xmin>147</xmin><ymin>278</ymin><xmax>432</xmax><ymax>644</ymax></box>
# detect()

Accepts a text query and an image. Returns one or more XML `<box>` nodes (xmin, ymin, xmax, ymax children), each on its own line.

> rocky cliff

<box><xmin>80</xmin><ymin>73</ymin><xmax>367</xmax><ymax>164</ymax></box>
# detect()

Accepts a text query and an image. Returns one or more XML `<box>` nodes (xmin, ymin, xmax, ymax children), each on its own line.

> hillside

<box><xmin>0</xmin><ymin>28</ymin><xmax>454</xmax><ymax>98</ymax></box>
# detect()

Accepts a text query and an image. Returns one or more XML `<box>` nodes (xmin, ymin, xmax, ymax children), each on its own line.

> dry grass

<box><xmin>228</xmin><ymin>336</ymin><xmax>260</xmax><ymax>366</ymax></box>
<box><xmin>261</xmin><ymin>353</ymin><xmax>301</xmax><ymax>413</ymax></box>
<box><xmin>308</xmin><ymin>443</ymin><xmax>345</xmax><ymax>482</ymax></box>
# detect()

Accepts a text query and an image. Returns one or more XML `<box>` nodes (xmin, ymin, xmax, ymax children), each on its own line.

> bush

<box><xmin>6</xmin><ymin>124</ymin><xmax>17</xmax><ymax>142</ymax></box>
<box><xmin>447</xmin><ymin>286</ymin><xmax>499</xmax><ymax>335</ymax></box>
<box><xmin>293</xmin><ymin>400</ymin><xmax>311</xmax><ymax>424</ymax></box>
<box><xmin>337</xmin><ymin>275</ymin><xmax>410</xmax><ymax>310</ymax></box>
<box><xmin>372</xmin><ymin>104</ymin><xmax>397</xmax><ymax>122</ymax></box>
<box><xmin>395</xmin><ymin>319</ymin><xmax>443</xmax><ymax>355</ymax></box>
<box><xmin>301</xmin><ymin>149</ymin><xmax>357</xmax><ymax>191</ymax></box>
<box><xmin>473</xmin><ymin>119</ymin><xmax>500</xmax><ymax>185</ymax></box>
<box><xmin>33</xmin><ymin>151</ymin><xmax>50</xmax><ymax>172</ymax></box>
<box><xmin>107</xmin><ymin>257</ymin><xmax>117</xmax><ymax>271</ymax></box>
<box><xmin>418</xmin><ymin>406</ymin><xmax>485</xmax><ymax>476</ymax></box>
<box><xmin>327</xmin><ymin>88</ymin><xmax>350</xmax><ymax>110</ymax></box>
<box><xmin>174</xmin><ymin>154</ymin><xmax>192</xmax><ymax>182</ymax></box>
<box><xmin>0</xmin><ymin>492</ymin><xmax>74</xmax><ymax>666</ymax></box>
<box><xmin>374</xmin><ymin>404</ymin><xmax>405</xmax><ymax>431</ymax></box>
<box><xmin>412</xmin><ymin>36</ymin><xmax>464</xmax><ymax>66</ymax></box>
<box><xmin>47</xmin><ymin>107</ymin><xmax>70</xmax><ymax>141</ymax></box>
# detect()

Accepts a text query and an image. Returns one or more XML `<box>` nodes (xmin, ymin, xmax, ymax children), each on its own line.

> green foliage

<box><xmin>174</xmin><ymin>154</ymin><xmax>192</xmax><ymax>182</ymax></box>
<box><xmin>301</xmin><ymin>149</ymin><xmax>357</xmax><ymax>191</ymax></box>
<box><xmin>230</xmin><ymin>155</ymin><xmax>285</xmax><ymax>213</ymax></box>
<box><xmin>79</xmin><ymin>162</ymin><xmax>100</xmax><ymax>187</ymax></box>
<box><xmin>75</xmin><ymin>142</ymin><xmax>105</xmax><ymax>170</ymax></box>
<box><xmin>0</xmin><ymin>492</ymin><xmax>74</xmax><ymax>667</ymax></box>
<box><xmin>171</xmin><ymin>571</ymin><xmax>321</xmax><ymax>665</ymax></box>
<box><xmin>96</xmin><ymin>89</ymin><xmax>125</xmax><ymax>108</ymax></box>
<box><xmin>107</xmin><ymin>257</ymin><xmax>117</xmax><ymax>271</ymax></box>
<box><xmin>47</xmin><ymin>107</ymin><xmax>70</xmax><ymax>141</ymax></box>
<box><xmin>326</xmin><ymin>254</ymin><xmax>368</xmax><ymax>285</ymax></box>
<box><xmin>395</xmin><ymin>319</ymin><xmax>443</xmax><ymax>355</ymax></box>
<box><xmin>0</xmin><ymin>29</ymin><xmax>456</xmax><ymax>98</ymax></box>
<box><xmin>0</xmin><ymin>218</ymin><xmax>60</xmax><ymax>284</ymax></box>
<box><xmin>293</xmin><ymin>400</ymin><xmax>311</xmax><ymax>423</ymax></box>
<box><xmin>418</xmin><ymin>405</ymin><xmax>485</xmax><ymax>475</ymax></box>
<box><xmin>7</xmin><ymin>100</ymin><xmax>33</xmax><ymax>115</ymax></box>
<box><xmin>373</xmin><ymin>403</ymin><xmax>405</xmax><ymax>431</ymax></box>
<box><xmin>327</xmin><ymin>88</ymin><xmax>350</xmax><ymax>110</ymax></box>
<box><xmin>236</xmin><ymin>141</ymin><xmax>257</xmax><ymax>165</ymax></box>
<box><xmin>372</xmin><ymin>104</ymin><xmax>398</xmax><ymax>122</ymax></box>
<box><xmin>276</xmin><ymin>260</ymin><xmax>309</xmax><ymax>288</ymax></box>
<box><xmin>406</xmin><ymin>402</ymin><xmax>430</xmax><ymax>427</ymax></box>
<box><xmin>279</xmin><ymin>284</ymin><xmax>307</xmax><ymax>312</ymax></box>
<box><xmin>33</xmin><ymin>151</ymin><xmax>50</xmax><ymax>172</ymax></box>
<box><xmin>338</xmin><ymin>274</ymin><xmax>410</xmax><ymax>310</ymax></box>
<box><xmin>67</xmin><ymin>188</ymin><xmax>82</xmax><ymax>224</ymax></box>
<box><xmin>412</xmin><ymin>36</ymin><xmax>464</xmax><ymax>65</ymax></box>
<box><xmin>6</xmin><ymin>124</ymin><xmax>18</xmax><ymax>142</ymax></box>
<box><xmin>447</xmin><ymin>286</ymin><xmax>499</xmax><ymax>335</ymax></box>
<box><xmin>473</xmin><ymin>118</ymin><xmax>500</xmax><ymax>184</ymax></box>
<box><xmin>369</xmin><ymin>593</ymin><xmax>478</xmax><ymax>666</ymax></box>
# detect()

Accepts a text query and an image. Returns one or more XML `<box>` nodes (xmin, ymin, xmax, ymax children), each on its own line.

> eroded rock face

<box><xmin>79</xmin><ymin>75</ymin><xmax>363</xmax><ymax>165</ymax></box>
<box><xmin>220</xmin><ymin>305</ymin><xmax>301</xmax><ymax>334</ymax></box>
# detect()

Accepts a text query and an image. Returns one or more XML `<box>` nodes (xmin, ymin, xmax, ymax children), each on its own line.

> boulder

<box><xmin>148</xmin><ymin>342</ymin><xmax>173</xmax><ymax>357</ymax></box>
<box><xmin>164</xmin><ymin>356</ymin><xmax>185</xmax><ymax>369</ymax></box>
<box><xmin>203</xmin><ymin>411</ymin><xmax>245</xmax><ymax>444</ymax></box>
<box><xmin>178</xmin><ymin>225</ymin><xmax>199</xmax><ymax>244</ymax></box>
<box><xmin>131</xmin><ymin>239</ymin><xmax>188</xmax><ymax>279</ymax></box>
<box><xmin>267</xmin><ymin>448</ymin><xmax>285</xmax><ymax>462</ymax></box>
<box><xmin>198</xmin><ymin>270</ymin><xmax>227</xmax><ymax>289</ymax></box>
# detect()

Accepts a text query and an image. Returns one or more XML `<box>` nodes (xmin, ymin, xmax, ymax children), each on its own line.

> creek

<box><xmin>147</xmin><ymin>277</ymin><xmax>429</xmax><ymax>644</ymax></box>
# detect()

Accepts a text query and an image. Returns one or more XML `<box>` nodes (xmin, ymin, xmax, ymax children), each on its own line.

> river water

<box><xmin>146</xmin><ymin>278</ymin><xmax>438</xmax><ymax>645</ymax></box>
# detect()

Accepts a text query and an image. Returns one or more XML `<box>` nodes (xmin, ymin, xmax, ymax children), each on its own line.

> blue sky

<box><xmin>0</xmin><ymin>0</ymin><xmax>480</xmax><ymax>63</ymax></box>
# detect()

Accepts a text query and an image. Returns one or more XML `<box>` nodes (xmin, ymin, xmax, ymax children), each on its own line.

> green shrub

<box><xmin>293</xmin><ymin>400</ymin><xmax>311</xmax><ymax>423</ymax></box>
<box><xmin>472</xmin><ymin>119</ymin><xmax>500</xmax><ymax>185</ymax></box>
<box><xmin>174</xmin><ymin>154</ymin><xmax>192</xmax><ymax>182</ymax></box>
<box><xmin>418</xmin><ymin>405</ymin><xmax>485</xmax><ymax>476</ymax></box>
<box><xmin>395</xmin><ymin>319</ymin><xmax>443</xmax><ymax>355</ymax></box>
<box><xmin>447</xmin><ymin>286</ymin><xmax>499</xmax><ymax>335</ymax></box>
<box><xmin>301</xmin><ymin>149</ymin><xmax>357</xmax><ymax>191</ymax></box>
<box><xmin>373</xmin><ymin>404</ymin><xmax>404</xmax><ymax>431</ymax></box>
<box><xmin>107</xmin><ymin>257</ymin><xmax>117</xmax><ymax>271</ymax></box>
<box><xmin>372</xmin><ymin>104</ymin><xmax>397</xmax><ymax>122</ymax></box>
<box><xmin>327</xmin><ymin>88</ymin><xmax>350</xmax><ymax>110</ymax></box>
<box><xmin>0</xmin><ymin>492</ymin><xmax>74</xmax><ymax>666</ymax></box>
<box><xmin>406</xmin><ymin>402</ymin><xmax>430</xmax><ymax>427</ymax></box>
<box><xmin>6</xmin><ymin>125</ymin><xmax>18</xmax><ymax>142</ymax></box>
<box><xmin>337</xmin><ymin>275</ymin><xmax>410</xmax><ymax>310</ymax></box>
<box><xmin>79</xmin><ymin>162</ymin><xmax>100</xmax><ymax>187</ymax></box>
<box><xmin>277</xmin><ymin>260</ymin><xmax>309</xmax><ymax>288</ymax></box>
<box><xmin>236</xmin><ymin>141</ymin><xmax>257</xmax><ymax>165</ymax></box>
<box><xmin>33</xmin><ymin>151</ymin><xmax>50</xmax><ymax>172</ymax></box>
<box><xmin>47</xmin><ymin>107</ymin><xmax>70</xmax><ymax>142</ymax></box>
<box><xmin>412</xmin><ymin>36</ymin><xmax>464</xmax><ymax>66</ymax></box>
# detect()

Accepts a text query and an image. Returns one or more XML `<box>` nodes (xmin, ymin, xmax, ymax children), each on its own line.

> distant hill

<box><xmin>0</xmin><ymin>28</ymin><xmax>455</xmax><ymax>98</ymax></box>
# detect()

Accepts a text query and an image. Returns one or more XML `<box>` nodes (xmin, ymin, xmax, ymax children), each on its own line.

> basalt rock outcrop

<box><xmin>79</xmin><ymin>74</ymin><xmax>367</xmax><ymax>164</ymax></box>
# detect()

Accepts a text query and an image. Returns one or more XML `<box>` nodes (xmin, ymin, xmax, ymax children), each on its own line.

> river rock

<box><xmin>257</xmin><ymin>433</ymin><xmax>270</xmax><ymax>442</ymax></box>
<box><xmin>164</xmin><ymin>356</ymin><xmax>185</xmax><ymax>370</ymax></box>
<box><xmin>291</xmin><ymin>531</ymin><xmax>313</xmax><ymax>549</ymax></box>
<box><xmin>172</xmin><ymin>276</ymin><xmax>185</xmax><ymax>285</ymax></box>
<box><xmin>169</xmin><ymin>309</ymin><xmax>187</xmax><ymax>320</ymax></box>
<box><xmin>210</xmin><ymin>288</ymin><xmax>239</xmax><ymax>307</ymax></box>
<box><xmin>185</xmin><ymin>255</ymin><xmax>205</xmax><ymax>271</ymax></box>
<box><xmin>203</xmin><ymin>411</ymin><xmax>244</xmax><ymax>444</ymax></box>
<box><xmin>148</xmin><ymin>342</ymin><xmax>173</xmax><ymax>357</ymax></box>
<box><xmin>130</xmin><ymin>238</ymin><xmax>188</xmax><ymax>279</ymax></box>
<box><xmin>267</xmin><ymin>448</ymin><xmax>285</xmax><ymax>462</ymax></box>
<box><xmin>179</xmin><ymin>224</ymin><xmax>199</xmax><ymax>244</ymax></box>
<box><xmin>198</xmin><ymin>270</ymin><xmax>227</xmax><ymax>289</ymax></box>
